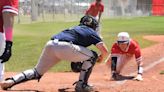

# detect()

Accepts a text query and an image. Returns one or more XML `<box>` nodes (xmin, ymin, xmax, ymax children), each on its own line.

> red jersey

<box><xmin>85</xmin><ymin>2</ymin><xmax>104</xmax><ymax>17</ymax></box>
<box><xmin>111</xmin><ymin>39</ymin><xmax>142</xmax><ymax>62</ymax></box>
<box><xmin>0</xmin><ymin>0</ymin><xmax>18</xmax><ymax>33</ymax></box>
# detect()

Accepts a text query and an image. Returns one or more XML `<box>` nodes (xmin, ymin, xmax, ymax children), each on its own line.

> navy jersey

<box><xmin>51</xmin><ymin>25</ymin><xmax>102</xmax><ymax>47</ymax></box>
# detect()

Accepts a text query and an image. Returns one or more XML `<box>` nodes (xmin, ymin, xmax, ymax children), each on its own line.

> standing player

<box><xmin>0</xmin><ymin>0</ymin><xmax>18</xmax><ymax>81</ymax></box>
<box><xmin>85</xmin><ymin>0</ymin><xmax>104</xmax><ymax>38</ymax></box>
<box><xmin>0</xmin><ymin>15</ymin><xmax>109</xmax><ymax>92</ymax></box>
<box><xmin>106</xmin><ymin>32</ymin><xmax>143</xmax><ymax>81</ymax></box>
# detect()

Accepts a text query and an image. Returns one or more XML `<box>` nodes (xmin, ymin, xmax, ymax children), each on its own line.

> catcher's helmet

<box><xmin>80</xmin><ymin>15</ymin><xmax>99</xmax><ymax>31</ymax></box>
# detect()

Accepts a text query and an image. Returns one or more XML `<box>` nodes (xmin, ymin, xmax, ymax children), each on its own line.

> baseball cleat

<box><xmin>0</xmin><ymin>78</ymin><xmax>15</xmax><ymax>90</ymax></box>
<box><xmin>75</xmin><ymin>81</ymin><xmax>94</xmax><ymax>92</ymax></box>
<box><xmin>110</xmin><ymin>73</ymin><xmax>124</xmax><ymax>81</ymax></box>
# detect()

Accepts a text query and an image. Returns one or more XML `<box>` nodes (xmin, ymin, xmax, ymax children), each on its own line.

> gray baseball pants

<box><xmin>35</xmin><ymin>40</ymin><xmax>94</xmax><ymax>75</ymax></box>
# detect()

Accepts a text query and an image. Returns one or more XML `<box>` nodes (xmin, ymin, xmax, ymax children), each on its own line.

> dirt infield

<box><xmin>1</xmin><ymin>35</ymin><xmax>164</xmax><ymax>92</ymax></box>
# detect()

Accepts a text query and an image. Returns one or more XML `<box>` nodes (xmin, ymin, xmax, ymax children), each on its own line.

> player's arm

<box><xmin>85</xmin><ymin>4</ymin><xmax>93</xmax><ymax>15</ymax></box>
<box><xmin>98</xmin><ymin>12</ymin><xmax>102</xmax><ymax>24</ymax></box>
<box><xmin>95</xmin><ymin>42</ymin><xmax>109</xmax><ymax>63</ymax></box>
<box><xmin>134</xmin><ymin>47</ymin><xmax>143</xmax><ymax>81</ymax></box>
<box><xmin>134</xmin><ymin>59</ymin><xmax>143</xmax><ymax>81</ymax></box>
<box><xmin>104</xmin><ymin>43</ymin><xmax>117</xmax><ymax>65</ymax></box>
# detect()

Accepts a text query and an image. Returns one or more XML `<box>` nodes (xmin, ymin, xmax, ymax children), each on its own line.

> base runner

<box><xmin>106</xmin><ymin>32</ymin><xmax>143</xmax><ymax>81</ymax></box>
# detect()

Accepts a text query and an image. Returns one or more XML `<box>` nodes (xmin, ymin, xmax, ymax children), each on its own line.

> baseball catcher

<box><xmin>0</xmin><ymin>15</ymin><xmax>109</xmax><ymax>92</ymax></box>
<box><xmin>106</xmin><ymin>32</ymin><xmax>144</xmax><ymax>81</ymax></box>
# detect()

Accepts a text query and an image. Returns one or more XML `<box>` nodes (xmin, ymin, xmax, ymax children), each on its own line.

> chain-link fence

<box><xmin>17</xmin><ymin>0</ymin><xmax>163</xmax><ymax>24</ymax></box>
<box><xmin>108</xmin><ymin>0</ymin><xmax>152</xmax><ymax>16</ymax></box>
<box><xmin>18</xmin><ymin>0</ymin><xmax>92</xmax><ymax>23</ymax></box>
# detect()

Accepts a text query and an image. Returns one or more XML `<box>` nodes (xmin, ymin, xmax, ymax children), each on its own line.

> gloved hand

<box><xmin>96</xmin><ymin>54</ymin><xmax>103</xmax><ymax>63</ymax></box>
<box><xmin>0</xmin><ymin>41</ymin><xmax>12</xmax><ymax>63</ymax></box>
<box><xmin>133</xmin><ymin>74</ymin><xmax>143</xmax><ymax>81</ymax></box>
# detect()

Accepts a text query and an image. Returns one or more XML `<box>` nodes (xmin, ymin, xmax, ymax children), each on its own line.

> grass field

<box><xmin>160</xmin><ymin>71</ymin><xmax>164</xmax><ymax>75</ymax></box>
<box><xmin>5</xmin><ymin>16</ymin><xmax>164</xmax><ymax>72</ymax></box>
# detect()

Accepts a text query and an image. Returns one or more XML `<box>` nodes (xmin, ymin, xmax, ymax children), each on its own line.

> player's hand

<box><xmin>0</xmin><ymin>41</ymin><xmax>12</xmax><ymax>63</ymax></box>
<box><xmin>96</xmin><ymin>54</ymin><xmax>103</xmax><ymax>63</ymax></box>
<box><xmin>133</xmin><ymin>74</ymin><xmax>143</xmax><ymax>81</ymax></box>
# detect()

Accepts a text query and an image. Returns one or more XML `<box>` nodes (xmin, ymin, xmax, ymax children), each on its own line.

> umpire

<box><xmin>0</xmin><ymin>15</ymin><xmax>109</xmax><ymax>92</ymax></box>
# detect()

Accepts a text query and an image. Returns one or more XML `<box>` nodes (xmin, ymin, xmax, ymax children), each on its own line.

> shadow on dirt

<box><xmin>6</xmin><ymin>89</ymin><xmax>43</xmax><ymax>92</ymax></box>
<box><xmin>58</xmin><ymin>87</ymin><xmax>75</xmax><ymax>92</ymax></box>
<box><xmin>113</xmin><ymin>75</ymin><xmax>135</xmax><ymax>81</ymax></box>
<box><xmin>58</xmin><ymin>87</ymin><xmax>99</xmax><ymax>92</ymax></box>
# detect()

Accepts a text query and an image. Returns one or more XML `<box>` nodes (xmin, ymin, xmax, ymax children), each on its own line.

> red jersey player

<box><xmin>0</xmin><ymin>0</ymin><xmax>18</xmax><ymax>81</ymax></box>
<box><xmin>85</xmin><ymin>0</ymin><xmax>104</xmax><ymax>38</ymax></box>
<box><xmin>106</xmin><ymin>32</ymin><xmax>143</xmax><ymax>81</ymax></box>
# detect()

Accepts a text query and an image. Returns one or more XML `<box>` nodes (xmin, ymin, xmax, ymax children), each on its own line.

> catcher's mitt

<box><xmin>71</xmin><ymin>62</ymin><xmax>83</xmax><ymax>73</ymax></box>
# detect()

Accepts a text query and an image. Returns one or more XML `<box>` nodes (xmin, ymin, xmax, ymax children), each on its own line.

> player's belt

<box><xmin>53</xmin><ymin>39</ymin><xmax>71</xmax><ymax>43</ymax></box>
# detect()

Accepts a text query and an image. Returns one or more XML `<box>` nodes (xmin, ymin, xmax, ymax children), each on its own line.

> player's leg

<box><xmin>52</xmin><ymin>41</ymin><xmax>98</xmax><ymax>91</ymax></box>
<box><xmin>67</xmin><ymin>45</ymin><xmax>98</xmax><ymax>92</ymax></box>
<box><xmin>35</xmin><ymin>40</ymin><xmax>61</xmax><ymax>75</ymax></box>
<box><xmin>0</xmin><ymin>40</ymin><xmax>61</xmax><ymax>90</ymax></box>
<box><xmin>75</xmin><ymin>53</ymin><xmax>97</xmax><ymax>92</ymax></box>
<box><xmin>0</xmin><ymin>33</ymin><xmax>5</xmax><ymax>81</ymax></box>
<box><xmin>116</xmin><ymin>55</ymin><xmax>133</xmax><ymax>73</ymax></box>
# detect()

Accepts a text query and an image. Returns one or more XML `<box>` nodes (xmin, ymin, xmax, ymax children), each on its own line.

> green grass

<box><xmin>160</xmin><ymin>70</ymin><xmax>164</xmax><ymax>75</ymax></box>
<box><xmin>5</xmin><ymin>16</ymin><xmax>164</xmax><ymax>72</ymax></box>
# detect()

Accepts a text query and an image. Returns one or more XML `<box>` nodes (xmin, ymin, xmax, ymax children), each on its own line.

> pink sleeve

<box><xmin>86</xmin><ymin>4</ymin><xmax>94</xmax><ymax>14</ymax></box>
<box><xmin>4</xmin><ymin>27</ymin><xmax>13</xmax><ymax>41</ymax></box>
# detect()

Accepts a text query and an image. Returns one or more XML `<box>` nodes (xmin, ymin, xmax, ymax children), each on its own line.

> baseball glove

<box><xmin>96</xmin><ymin>55</ymin><xmax>103</xmax><ymax>63</ymax></box>
<box><xmin>71</xmin><ymin>62</ymin><xmax>83</xmax><ymax>73</ymax></box>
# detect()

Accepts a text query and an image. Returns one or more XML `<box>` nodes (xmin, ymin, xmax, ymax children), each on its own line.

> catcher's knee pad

<box><xmin>111</xmin><ymin>57</ymin><xmax>117</xmax><ymax>72</ymax></box>
<box><xmin>71</xmin><ymin>50</ymin><xmax>98</xmax><ymax>73</ymax></box>
<box><xmin>7</xmin><ymin>68</ymin><xmax>42</xmax><ymax>86</ymax></box>
<box><xmin>90</xmin><ymin>50</ymin><xmax>98</xmax><ymax>64</ymax></box>
<box><xmin>80</xmin><ymin>50</ymin><xmax>98</xmax><ymax>71</ymax></box>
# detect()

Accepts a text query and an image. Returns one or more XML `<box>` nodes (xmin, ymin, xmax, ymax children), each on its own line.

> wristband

<box><xmin>138</xmin><ymin>66</ymin><xmax>143</xmax><ymax>75</ymax></box>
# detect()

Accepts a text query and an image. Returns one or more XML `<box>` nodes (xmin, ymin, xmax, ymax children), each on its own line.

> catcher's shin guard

<box><xmin>78</xmin><ymin>50</ymin><xmax>98</xmax><ymax>84</ymax></box>
<box><xmin>1</xmin><ymin>68</ymin><xmax>42</xmax><ymax>90</ymax></box>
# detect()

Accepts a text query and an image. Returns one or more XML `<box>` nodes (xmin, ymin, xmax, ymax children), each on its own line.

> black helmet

<box><xmin>80</xmin><ymin>15</ymin><xmax>99</xmax><ymax>31</ymax></box>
